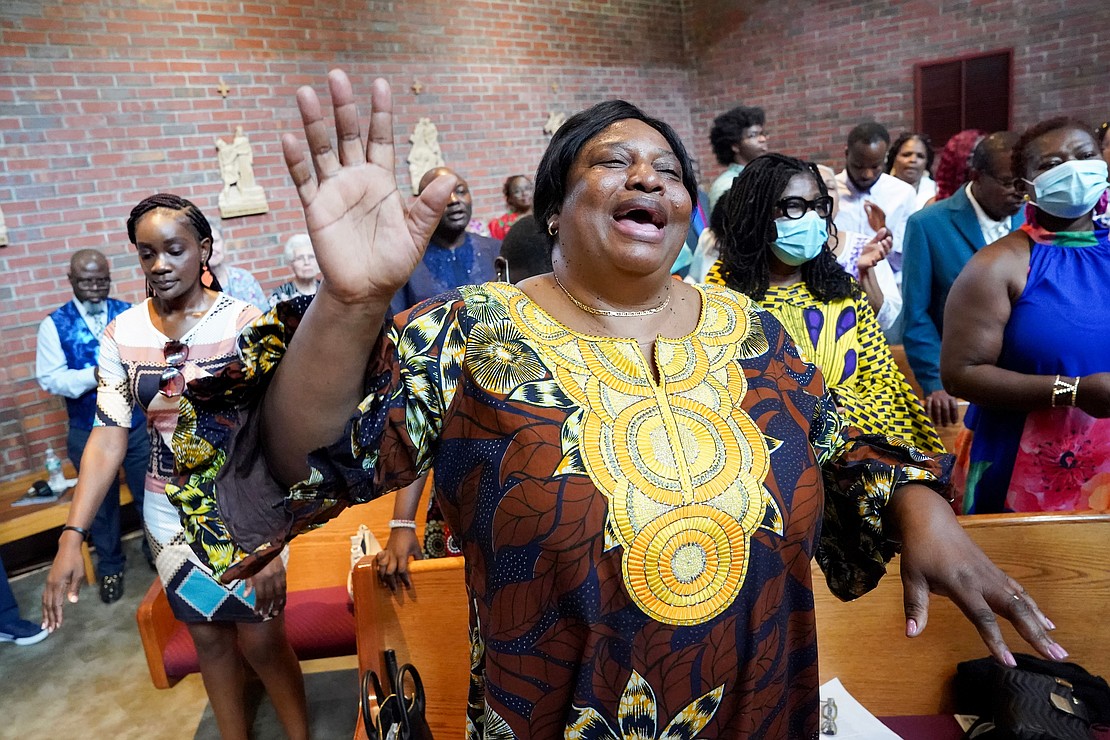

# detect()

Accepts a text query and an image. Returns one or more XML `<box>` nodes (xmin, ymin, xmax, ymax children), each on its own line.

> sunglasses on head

<box><xmin>158</xmin><ymin>340</ymin><xmax>189</xmax><ymax>398</ymax></box>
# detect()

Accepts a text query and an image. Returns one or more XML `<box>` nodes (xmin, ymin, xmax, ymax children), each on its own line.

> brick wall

<box><xmin>2</xmin><ymin>0</ymin><xmax>1107</xmax><ymax>481</ymax></box>
<box><xmin>0</xmin><ymin>0</ymin><xmax>693</xmax><ymax>479</ymax></box>
<box><xmin>685</xmin><ymin>0</ymin><xmax>1110</xmax><ymax>179</ymax></box>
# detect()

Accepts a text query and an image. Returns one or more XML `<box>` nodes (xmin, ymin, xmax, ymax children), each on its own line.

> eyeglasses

<box><xmin>820</xmin><ymin>697</ymin><xmax>838</xmax><ymax>736</ymax></box>
<box><xmin>980</xmin><ymin>171</ymin><xmax>1021</xmax><ymax>190</ymax></box>
<box><xmin>158</xmin><ymin>340</ymin><xmax>189</xmax><ymax>398</ymax></box>
<box><xmin>74</xmin><ymin>277</ymin><xmax>111</xmax><ymax>288</ymax></box>
<box><xmin>776</xmin><ymin>195</ymin><xmax>833</xmax><ymax>220</ymax></box>
<box><xmin>291</xmin><ymin>254</ymin><xmax>317</xmax><ymax>264</ymax></box>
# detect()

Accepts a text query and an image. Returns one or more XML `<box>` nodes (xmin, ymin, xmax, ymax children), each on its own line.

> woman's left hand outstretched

<box><xmin>890</xmin><ymin>485</ymin><xmax>1066</xmax><ymax>666</ymax></box>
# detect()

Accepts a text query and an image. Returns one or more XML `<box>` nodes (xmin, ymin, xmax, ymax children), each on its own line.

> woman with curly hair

<box><xmin>707</xmin><ymin>153</ymin><xmax>943</xmax><ymax>453</ymax></box>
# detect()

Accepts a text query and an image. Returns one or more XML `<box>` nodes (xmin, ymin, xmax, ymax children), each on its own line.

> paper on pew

<box><xmin>819</xmin><ymin>678</ymin><xmax>902</xmax><ymax>739</ymax></box>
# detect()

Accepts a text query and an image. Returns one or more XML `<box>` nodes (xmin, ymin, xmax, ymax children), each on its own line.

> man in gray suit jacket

<box><xmin>902</xmin><ymin>132</ymin><xmax>1024</xmax><ymax>426</ymax></box>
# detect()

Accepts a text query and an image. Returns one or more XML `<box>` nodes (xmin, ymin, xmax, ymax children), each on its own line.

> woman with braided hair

<box><xmin>42</xmin><ymin>193</ymin><xmax>308</xmax><ymax>740</ymax></box>
<box><xmin>707</xmin><ymin>153</ymin><xmax>944</xmax><ymax>453</ymax></box>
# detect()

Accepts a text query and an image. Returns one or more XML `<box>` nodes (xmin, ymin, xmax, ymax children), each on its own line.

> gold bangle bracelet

<box><xmin>1051</xmin><ymin>374</ymin><xmax>1077</xmax><ymax>408</ymax></box>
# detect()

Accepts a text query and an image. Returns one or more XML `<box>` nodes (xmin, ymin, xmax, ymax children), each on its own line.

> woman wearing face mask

<box><xmin>707</xmin><ymin>153</ymin><xmax>944</xmax><ymax>453</ymax></box>
<box><xmin>942</xmin><ymin>117</ymin><xmax>1110</xmax><ymax>514</ymax></box>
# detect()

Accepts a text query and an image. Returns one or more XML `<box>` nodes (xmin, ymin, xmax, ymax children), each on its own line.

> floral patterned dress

<box><xmin>963</xmin><ymin>220</ymin><xmax>1110</xmax><ymax>513</ymax></box>
<box><xmin>96</xmin><ymin>293</ymin><xmax>266</xmax><ymax>622</ymax></box>
<box><xmin>173</xmin><ymin>283</ymin><xmax>949</xmax><ymax>737</ymax></box>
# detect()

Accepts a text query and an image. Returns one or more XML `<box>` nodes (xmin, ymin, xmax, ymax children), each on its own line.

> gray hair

<box><xmin>284</xmin><ymin>233</ymin><xmax>313</xmax><ymax>263</ymax></box>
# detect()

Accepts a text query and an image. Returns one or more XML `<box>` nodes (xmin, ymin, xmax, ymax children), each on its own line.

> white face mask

<box><xmin>1025</xmin><ymin>159</ymin><xmax>1109</xmax><ymax>219</ymax></box>
<box><xmin>770</xmin><ymin>211</ymin><xmax>828</xmax><ymax>266</ymax></box>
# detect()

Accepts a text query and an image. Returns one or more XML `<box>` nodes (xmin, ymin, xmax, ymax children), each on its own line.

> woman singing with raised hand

<box><xmin>182</xmin><ymin>70</ymin><xmax>1065</xmax><ymax>738</ymax></box>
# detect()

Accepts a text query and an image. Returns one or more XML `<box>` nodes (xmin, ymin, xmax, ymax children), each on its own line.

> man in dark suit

<box><xmin>902</xmin><ymin>132</ymin><xmax>1024</xmax><ymax>426</ymax></box>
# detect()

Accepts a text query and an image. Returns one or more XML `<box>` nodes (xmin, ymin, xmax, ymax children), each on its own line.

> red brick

<box><xmin>1</xmin><ymin>0</ymin><xmax>1105</xmax><ymax>482</ymax></box>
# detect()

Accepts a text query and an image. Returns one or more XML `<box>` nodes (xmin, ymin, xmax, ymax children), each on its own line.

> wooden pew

<box><xmin>351</xmin><ymin>556</ymin><xmax>470</xmax><ymax>739</ymax></box>
<box><xmin>815</xmin><ymin>511</ymin><xmax>1110</xmax><ymax>715</ymax></box>
<box><xmin>352</xmin><ymin>511</ymin><xmax>1110</xmax><ymax>731</ymax></box>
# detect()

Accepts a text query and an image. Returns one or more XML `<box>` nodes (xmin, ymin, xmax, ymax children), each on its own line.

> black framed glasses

<box><xmin>776</xmin><ymin>195</ymin><xmax>833</xmax><ymax>220</ymax></box>
<box><xmin>158</xmin><ymin>340</ymin><xmax>189</xmax><ymax>398</ymax></box>
<box><xmin>980</xmin><ymin>171</ymin><xmax>1021</xmax><ymax>190</ymax></box>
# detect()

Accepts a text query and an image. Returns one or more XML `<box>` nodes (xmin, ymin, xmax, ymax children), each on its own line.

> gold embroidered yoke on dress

<box><xmin>498</xmin><ymin>282</ymin><xmax>783</xmax><ymax>626</ymax></box>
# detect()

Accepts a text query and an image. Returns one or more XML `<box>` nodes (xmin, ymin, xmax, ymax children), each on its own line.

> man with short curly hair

<box><xmin>707</xmin><ymin>105</ymin><xmax>767</xmax><ymax>210</ymax></box>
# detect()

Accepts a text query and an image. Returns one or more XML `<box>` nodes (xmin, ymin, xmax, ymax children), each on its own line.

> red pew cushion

<box><xmin>162</xmin><ymin>585</ymin><xmax>356</xmax><ymax>678</ymax></box>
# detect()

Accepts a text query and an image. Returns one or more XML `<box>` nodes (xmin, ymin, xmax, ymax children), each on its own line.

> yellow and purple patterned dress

<box><xmin>174</xmin><ymin>283</ymin><xmax>950</xmax><ymax>737</ymax></box>
<box><xmin>706</xmin><ymin>265</ymin><xmax>944</xmax><ymax>455</ymax></box>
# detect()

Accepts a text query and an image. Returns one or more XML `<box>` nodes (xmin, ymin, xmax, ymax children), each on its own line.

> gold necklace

<box><xmin>553</xmin><ymin>273</ymin><xmax>670</xmax><ymax>317</ymax></box>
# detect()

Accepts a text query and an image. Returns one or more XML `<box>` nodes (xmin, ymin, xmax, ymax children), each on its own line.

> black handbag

<box><xmin>361</xmin><ymin>649</ymin><xmax>434</xmax><ymax>740</ymax></box>
<box><xmin>956</xmin><ymin>654</ymin><xmax>1109</xmax><ymax>740</ymax></box>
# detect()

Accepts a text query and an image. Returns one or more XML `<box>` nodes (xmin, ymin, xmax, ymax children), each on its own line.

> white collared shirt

<box><xmin>35</xmin><ymin>299</ymin><xmax>107</xmax><ymax>399</ymax></box>
<box><xmin>965</xmin><ymin>182</ymin><xmax>1013</xmax><ymax>245</ymax></box>
<box><xmin>833</xmin><ymin>171</ymin><xmax>918</xmax><ymax>277</ymax></box>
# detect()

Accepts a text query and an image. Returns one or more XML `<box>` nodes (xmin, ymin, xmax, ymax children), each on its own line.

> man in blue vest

<box><xmin>35</xmin><ymin>249</ymin><xmax>150</xmax><ymax>603</ymax></box>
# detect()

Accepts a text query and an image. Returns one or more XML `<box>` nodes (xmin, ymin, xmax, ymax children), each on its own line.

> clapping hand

<box><xmin>856</xmin><ymin>227</ymin><xmax>892</xmax><ymax>274</ymax></box>
<box><xmin>281</xmin><ymin>70</ymin><xmax>457</xmax><ymax>307</ymax></box>
<box><xmin>863</xmin><ymin>200</ymin><xmax>887</xmax><ymax>233</ymax></box>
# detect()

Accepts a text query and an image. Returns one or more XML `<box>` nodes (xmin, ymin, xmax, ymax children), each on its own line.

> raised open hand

<box><xmin>281</xmin><ymin>70</ymin><xmax>457</xmax><ymax>306</ymax></box>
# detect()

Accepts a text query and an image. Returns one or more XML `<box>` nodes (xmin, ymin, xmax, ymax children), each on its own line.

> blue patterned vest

<box><xmin>49</xmin><ymin>298</ymin><xmax>133</xmax><ymax>430</ymax></box>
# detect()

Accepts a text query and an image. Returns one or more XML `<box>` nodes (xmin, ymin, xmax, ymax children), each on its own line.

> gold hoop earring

<box><xmin>547</xmin><ymin>222</ymin><xmax>558</xmax><ymax>237</ymax></box>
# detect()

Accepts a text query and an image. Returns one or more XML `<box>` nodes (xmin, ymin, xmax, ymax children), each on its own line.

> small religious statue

<box><xmin>215</xmin><ymin>126</ymin><xmax>268</xmax><ymax>218</ymax></box>
<box><xmin>544</xmin><ymin>111</ymin><xmax>567</xmax><ymax>136</ymax></box>
<box><xmin>0</xmin><ymin>204</ymin><xmax>8</xmax><ymax>246</ymax></box>
<box><xmin>408</xmin><ymin>118</ymin><xmax>445</xmax><ymax>195</ymax></box>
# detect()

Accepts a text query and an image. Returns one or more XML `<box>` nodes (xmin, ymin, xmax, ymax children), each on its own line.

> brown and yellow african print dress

<box><xmin>175</xmin><ymin>283</ymin><xmax>949</xmax><ymax>738</ymax></box>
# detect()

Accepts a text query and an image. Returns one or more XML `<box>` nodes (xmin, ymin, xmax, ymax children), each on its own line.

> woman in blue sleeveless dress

<box><xmin>943</xmin><ymin>117</ymin><xmax>1110</xmax><ymax>514</ymax></box>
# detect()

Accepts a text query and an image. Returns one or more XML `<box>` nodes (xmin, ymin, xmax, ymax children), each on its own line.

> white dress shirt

<box><xmin>913</xmin><ymin>174</ymin><xmax>937</xmax><ymax>212</ymax></box>
<box><xmin>834</xmin><ymin>171</ymin><xmax>918</xmax><ymax>278</ymax></box>
<box><xmin>35</xmin><ymin>299</ymin><xmax>106</xmax><ymax>399</ymax></box>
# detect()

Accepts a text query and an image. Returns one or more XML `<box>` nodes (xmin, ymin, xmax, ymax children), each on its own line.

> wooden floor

<box><xmin>0</xmin><ymin>534</ymin><xmax>356</xmax><ymax>739</ymax></box>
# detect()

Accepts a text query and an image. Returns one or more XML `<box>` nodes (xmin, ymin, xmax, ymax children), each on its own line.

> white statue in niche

<box><xmin>216</xmin><ymin>126</ymin><xmax>268</xmax><ymax>218</ymax></box>
<box><xmin>408</xmin><ymin>118</ymin><xmax>444</xmax><ymax>194</ymax></box>
<box><xmin>0</xmin><ymin>204</ymin><xmax>8</xmax><ymax>246</ymax></box>
<box><xmin>544</xmin><ymin>111</ymin><xmax>567</xmax><ymax>136</ymax></box>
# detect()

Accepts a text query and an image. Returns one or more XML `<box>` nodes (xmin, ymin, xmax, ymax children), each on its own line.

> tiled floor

<box><xmin>0</xmin><ymin>535</ymin><xmax>357</xmax><ymax>739</ymax></box>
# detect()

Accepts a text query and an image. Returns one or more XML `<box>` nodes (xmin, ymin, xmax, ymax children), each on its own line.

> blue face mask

<box><xmin>771</xmin><ymin>211</ymin><xmax>829</xmax><ymax>266</ymax></box>
<box><xmin>1027</xmin><ymin>159</ymin><xmax>1109</xmax><ymax>219</ymax></box>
